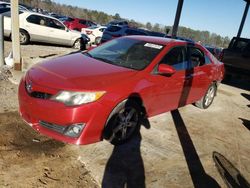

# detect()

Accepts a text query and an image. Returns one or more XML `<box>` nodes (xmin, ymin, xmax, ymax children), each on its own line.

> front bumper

<box><xmin>18</xmin><ymin>77</ymin><xmax>111</xmax><ymax>145</ymax></box>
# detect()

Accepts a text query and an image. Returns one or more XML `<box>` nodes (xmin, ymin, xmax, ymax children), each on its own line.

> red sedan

<box><xmin>63</xmin><ymin>17</ymin><xmax>96</xmax><ymax>31</ymax></box>
<box><xmin>18</xmin><ymin>36</ymin><xmax>224</xmax><ymax>145</ymax></box>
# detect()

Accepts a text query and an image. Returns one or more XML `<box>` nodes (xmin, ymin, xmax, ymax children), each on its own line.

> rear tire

<box><xmin>95</xmin><ymin>37</ymin><xmax>101</xmax><ymax>45</ymax></box>
<box><xmin>195</xmin><ymin>83</ymin><xmax>217</xmax><ymax>109</ymax></box>
<box><xmin>103</xmin><ymin>100</ymin><xmax>142</xmax><ymax>145</ymax></box>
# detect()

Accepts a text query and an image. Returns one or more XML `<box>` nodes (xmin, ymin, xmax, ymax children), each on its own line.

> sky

<box><xmin>53</xmin><ymin>0</ymin><xmax>250</xmax><ymax>38</ymax></box>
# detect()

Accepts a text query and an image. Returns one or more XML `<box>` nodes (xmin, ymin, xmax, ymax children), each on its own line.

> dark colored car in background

<box><xmin>220</xmin><ymin>37</ymin><xmax>250</xmax><ymax>79</ymax></box>
<box><xmin>63</xmin><ymin>17</ymin><xmax>97</xmax><ymax>31</ymax></box>
<box><xmin>0</xmin><ymin>7</ymin><xmax>10</xmax><ymax>14</ymax></box>
<box><xmin>205</xmin><ymin>46</ymin><xmax>222</xmax><ymax>60</ymax></box>
<box><xmin>101</xmin><ymin>25</ymin><xmax>165</xmax><ymax>43</ymax></box>
<box><xmin>107</xmin><ymin>20</ymin><xmax>129</xmax><ymax>27</ymax></box>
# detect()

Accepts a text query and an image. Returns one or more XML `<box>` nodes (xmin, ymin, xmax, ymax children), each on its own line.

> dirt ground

<box><xmin>1</xmin><ymin>42</ymin><xmax>98</xmax><ymax>187</ymax></box>
<box><xmin>0</xmin><ymin>41</ymin><xmax>250</xmax><ymax>188</ymax></box>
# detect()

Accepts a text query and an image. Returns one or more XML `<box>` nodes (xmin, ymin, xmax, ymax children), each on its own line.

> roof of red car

<box><xmin>124</xmin><ymin>35</ymin><xmax>191</xmax><ymax>46</ymax></box>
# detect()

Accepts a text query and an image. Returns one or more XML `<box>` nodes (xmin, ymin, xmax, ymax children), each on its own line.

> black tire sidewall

<box><xmin>103</xmin><ymin>100</ymin><xmax>142</xmax><ymax>145</ymax></box>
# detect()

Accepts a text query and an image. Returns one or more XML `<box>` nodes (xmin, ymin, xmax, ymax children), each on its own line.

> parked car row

<box><xmin>1</xmin><ymin>2</ymin><xmax>224</xmax><ymax>57</ymax></box>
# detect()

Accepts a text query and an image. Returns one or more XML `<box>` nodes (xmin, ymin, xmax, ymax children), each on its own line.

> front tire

<box><xmin>195</xmin><ymin>83</ymin><xmax>217</xmax><ymax>109</ymax></box>
<box><xmin>73</xmin><ymin>38</ymin><xmax>81</xmax><ymax>49</ymax></box>
<box><xmin>103</xmin><ymin>100</ymin><xmax>142</xmax><ymax>145</ymax></box>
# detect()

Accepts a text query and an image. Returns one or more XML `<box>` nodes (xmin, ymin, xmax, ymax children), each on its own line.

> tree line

<box><xmin>5</xmin><ymin>0</ymin><xmax>231</xmax><ymax>47</ymax></box>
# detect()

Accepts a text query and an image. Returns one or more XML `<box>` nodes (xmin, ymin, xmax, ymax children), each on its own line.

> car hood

<box><xmin>28</xmin><ymin>53</ymin><xmax>137</xmax><ymax>91</ymax></box>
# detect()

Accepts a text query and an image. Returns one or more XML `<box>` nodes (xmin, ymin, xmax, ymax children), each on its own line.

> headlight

<box><xmin>51</xmin><ymin>91</ymin><xmax>105</xmax><ymax>106</ymax></box>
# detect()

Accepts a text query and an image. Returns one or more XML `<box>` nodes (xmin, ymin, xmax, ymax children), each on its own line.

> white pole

<box><xmin>11</xmin><ymin>0</ymin><xmax>21</xmax><ymax>71</ymax></box>
<box><xmin>0</xmin><ymin>15</ymin><xmax>4</xmax><ymax>67</ymax></box>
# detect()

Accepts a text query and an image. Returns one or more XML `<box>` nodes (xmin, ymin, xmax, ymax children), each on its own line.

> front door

<box><xmin>143</xmin><ymin>46</ymin><xmax>192</xmax><ymax>116</ymax></box>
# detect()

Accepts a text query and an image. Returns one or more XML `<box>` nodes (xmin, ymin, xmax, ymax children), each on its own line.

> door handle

<box><xmin>184</xmin><ymin>75</ymin><xmax>192</xmax><ymax>80</ymax></box>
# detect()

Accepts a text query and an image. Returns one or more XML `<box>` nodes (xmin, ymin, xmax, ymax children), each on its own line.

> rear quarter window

<box><xmin>106</xmin><ymin>26</ymin><xmax>122</xmax><ymax>32</ymax></box>
<box><xmin>125</xmin><ymin>29</ymin><xmax>147</xmax><ymax>35</ymax></box>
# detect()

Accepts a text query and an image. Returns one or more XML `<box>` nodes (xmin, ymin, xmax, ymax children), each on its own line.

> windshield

<box><xmin>87</xmin><ymin>38</ymin><xmax>164</xmax><ymax>70</ymax></box>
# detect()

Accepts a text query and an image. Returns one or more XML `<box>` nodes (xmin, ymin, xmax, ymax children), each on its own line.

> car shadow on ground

<box><xmin>102</xmin><ymin>131</ymin><xmax>146</xmax><ymax>188</ymax></box>
<box><xmin>170</xmin><ymin>109</ymin><xmax>221</xmax><ymax>188</ymax></box>
<box><xmin>239</xmin><ymin>93</ymin><xmax>250</xmax><ymax>130</ymax></box>
<box><xmin>239</xmin><ymin>118</ymin><xmax>250</xmax><ymax>131</ymax></box>
<box><xmin>222</xmin><ymin>78</ymin><xmax>250</xmax><ymax>91</ymax></box>
<box><xmin>213</xmin><ymin>151</ymin><xmax>250</xmax><ymax>188</ymax></box>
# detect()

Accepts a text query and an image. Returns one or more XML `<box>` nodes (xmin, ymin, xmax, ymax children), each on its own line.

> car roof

<box><xmin>125</xmin><ymin>35</ymin><xmax>190</xmax><ymax>46</ymax></box>
<box><xmin>21</xmin><ymin>11</ymin><xmax>62</xmax><ymax>21</ymax></box>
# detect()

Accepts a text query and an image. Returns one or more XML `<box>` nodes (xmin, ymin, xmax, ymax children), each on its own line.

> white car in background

<box><xmin>3</xmin><ymin>11</ymin><xmax>83</xmax><ymax>49</ymax></box>
<box><xmin>82</xmin><ymin>25</ymin><xmax>106</xmax><ymax>45</ymax></box>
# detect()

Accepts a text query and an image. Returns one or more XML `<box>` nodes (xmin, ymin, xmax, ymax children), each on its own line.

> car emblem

<box><xmin>26</xmin><ymin>82</ymin><xmax>32</xmax><ymax>93</ymax></box>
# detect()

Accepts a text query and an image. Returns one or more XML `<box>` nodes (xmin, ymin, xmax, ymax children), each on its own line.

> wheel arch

<box><xmin>10</xmin><ymin>28</ymin><xmax>30</xmax><ymax>39</ymax></box>
<box><xmin>72</xmin><ymin>37</ymin><xmax>81</xmax><ymax>47</ymax></box>
<box><xmin>101</xmin><ymin>93</ymin><xmax>146</xmax><ymax>139</ymax></box>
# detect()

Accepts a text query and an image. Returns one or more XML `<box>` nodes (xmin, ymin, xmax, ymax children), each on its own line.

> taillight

<box><xmin>86</xmin><ymin>30</ymin><xmax>93</xmax><ymax>35</ymax></box>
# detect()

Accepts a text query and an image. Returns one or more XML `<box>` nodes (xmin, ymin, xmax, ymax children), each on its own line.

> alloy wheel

<box><xmin>204</xmin><ymin>86</ymin><xmax>215</xmax><ymax>106</ymax></box>
<box><xmin>108</xmin><ymin>107</ymin><xmax>139</xmax><ymax>142</ymax></box>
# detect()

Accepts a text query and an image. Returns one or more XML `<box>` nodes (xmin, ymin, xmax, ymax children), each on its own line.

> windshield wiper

<box><xmin>83</xmin><ymin>52</ymin><xmax>93</xmax><ymax>58</ymax></box>
<box><xmin>93</xmin><ymin>57</ymin><xmax>114</xmax><ymax>64</ymax></box>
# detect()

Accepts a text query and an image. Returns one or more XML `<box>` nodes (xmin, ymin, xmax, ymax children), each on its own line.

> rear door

<box><xmin>45</xmin><ymin>17</ymin><xmax>72</xmax><ymax>45</ymax></box>
<box><xmin>185</xmin><ymin>46</ymin><xmax>212</xmax><ymax>103</ymax></box>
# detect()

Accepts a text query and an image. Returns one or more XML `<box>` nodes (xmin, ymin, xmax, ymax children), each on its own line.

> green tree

<box><xmin>113</xmin><ymin>13</ymin><xmax>121</xmax><ymax>20</ymax></box>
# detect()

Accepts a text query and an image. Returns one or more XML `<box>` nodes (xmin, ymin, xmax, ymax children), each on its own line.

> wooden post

<box><xmin>11</xmin><ymin>0</ymin><xmax>22</xmax><ymax>71</ymax></box>
<box><xmin>0</xmin><ymin>15</ymin><xmax>4</xmax><ymax>67</ymax></box>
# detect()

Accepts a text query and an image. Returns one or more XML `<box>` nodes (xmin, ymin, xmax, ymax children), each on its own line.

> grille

<box><xmin>39</xmin><ymin>121</ymin><xmax>66</xmax><ymax>134</ymax></box>
<box><xmin>30</xmin><ymin>92</ymin><xmax>52</xmax><ymax>99</ymax></box>
<box><xmin>25</xmin><ymin>80</ymin><xmax>52</xmax><ymax>99</ymax></box>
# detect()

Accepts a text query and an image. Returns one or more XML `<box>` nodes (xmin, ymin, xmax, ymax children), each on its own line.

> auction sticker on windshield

<box><xmin>144</xmin><ymin>43</ymin><xmax>163</xmax><ymax>49</ymax></box>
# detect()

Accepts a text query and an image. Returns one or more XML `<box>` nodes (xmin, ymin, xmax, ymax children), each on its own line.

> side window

<box><xmin>205</xmin><ymin>55</ymin><xmax>212</xmax><ymax>65</ymax></box>
<box><xmin>46</xmin><ymin>18</ymin><xmax>65</xmax><ymax>30</ymax></box>
<box><xmin>243</xmin><ymin>44</ymin><xmax>250</xmax><ymax>56</ymax></box>
<box><xmin>99</xmin><ymin>28</ymin><xmax>105</xmax><ymax>32</ymax></box>
<box><xmin>233</xmin><ymin>40</ymin><xmax>248</xmax><ymax>52</ymax></box>
<box><xmin>26</xmin><ymin>15</ymin><xmax>41</xmax><ymax>25</ymax></box>
<box><xmin>160</xmin><ymin>47</ymin><xmax>188</xmax><ymax>71</ymax></box>
<box><xmin>79</xmin><ymin>20</ymin><xmax>87</xmax><ymax>25</ymax></box>
<box><xmin>189</xmin><ymin>47</ymin><xmax>205</xmax><ymax>67</ymax></box>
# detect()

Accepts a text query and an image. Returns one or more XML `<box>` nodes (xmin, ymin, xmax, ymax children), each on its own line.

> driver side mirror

<box><xmin>157</xmin><ymin>64</ymin><xmax>176</xmax><ymax>76</ymax></box>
